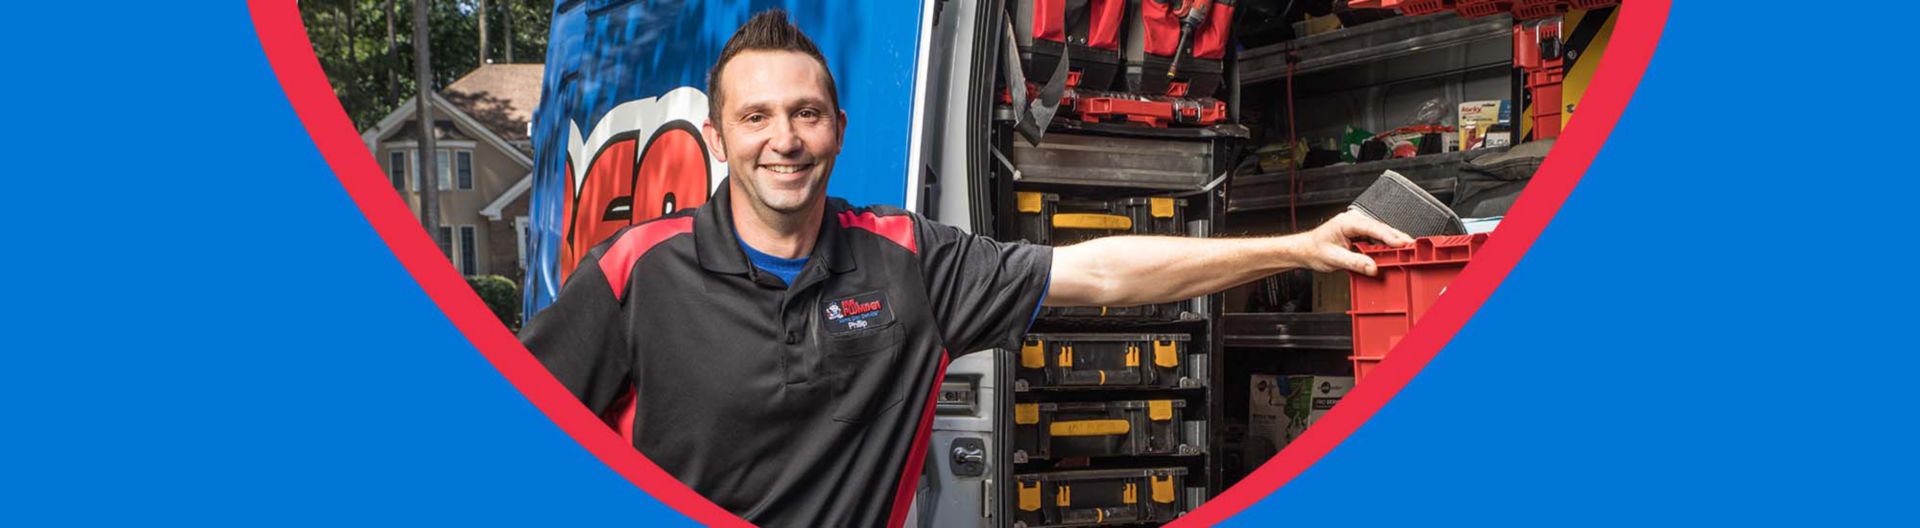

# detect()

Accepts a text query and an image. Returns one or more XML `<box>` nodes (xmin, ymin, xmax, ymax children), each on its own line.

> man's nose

<box><xmin>767</xmin><ymin>116</ymin><xmax>803</xmax><ymax>155</ymax></box>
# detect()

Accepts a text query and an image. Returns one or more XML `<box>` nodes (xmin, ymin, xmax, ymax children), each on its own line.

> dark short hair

<box><xmin>706</xmin><ymin>9</ymin><xmax>840</xmax><ymax>127</ymax></box>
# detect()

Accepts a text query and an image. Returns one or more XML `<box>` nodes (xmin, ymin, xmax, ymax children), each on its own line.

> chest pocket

<box><xmin>824</xmin><ymin>324</ymin><xmax>905</xmax><ymax>424</ymax></box>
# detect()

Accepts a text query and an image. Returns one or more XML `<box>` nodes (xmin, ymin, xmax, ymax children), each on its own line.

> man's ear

<box><xmin>834</xmin><ymin>109</ymin><xmax>848</xmax><ymax>151</ymax></box>
<box><xmin>702</xmin><ymin>118</ymin><xmax>728</xmax><ymax>162</ymax></box>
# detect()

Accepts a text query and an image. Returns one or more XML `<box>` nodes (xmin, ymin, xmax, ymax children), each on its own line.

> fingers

<box><xmin>1333</xmin><ymin>247</ymin><xmax>1378</xmax><ymax>276</ymax></box>
<box><xmin>1339</xmin><ymin>212</ymin><xmax>1414</xmax><ymax>247</ymax></box>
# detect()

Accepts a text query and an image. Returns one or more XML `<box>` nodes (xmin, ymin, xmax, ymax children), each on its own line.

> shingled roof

<box><xmin>440</xmin><ymin>63</ymin><xmax>544</xmax><ymax>142</ymax></box>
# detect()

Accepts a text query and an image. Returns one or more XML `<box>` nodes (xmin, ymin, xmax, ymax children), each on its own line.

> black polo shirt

<box><xmin>520</xmin><ymin>180</ymin><xmax>1052</xmax><ymax>527</ymax></box>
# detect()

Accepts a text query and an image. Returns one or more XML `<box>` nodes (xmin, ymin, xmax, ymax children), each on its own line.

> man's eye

<box><xmin>744</xmin><ymin>114</ymin><xmax>766</xmax><ymax>124</ymax></box>
<box><xmin>796</xmin><ymin>109</ymin><xmax>819</xmax><ymax>120</ymax></box>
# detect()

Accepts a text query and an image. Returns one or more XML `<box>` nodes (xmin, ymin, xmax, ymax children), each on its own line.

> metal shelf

<box><xmin>1227</xmin><ymin>147</ymin><xmax>1507</xmax><ymax>212</ymax></box>
<box><xmin>1238</xmin><ymin>12</ymin><xmax>1513</xmax><ymax>84</ymax></box>
<box><xmin>1222</xmin><ymin>312</ymin><xmax>1353</xmax><ymax>351</ymax></box>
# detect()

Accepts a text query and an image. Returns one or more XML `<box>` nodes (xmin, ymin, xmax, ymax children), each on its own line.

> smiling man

<box><xmin>519</xmin><ymin>9</ymin><xmax>1411</xmax><ymax>528</ymax></box>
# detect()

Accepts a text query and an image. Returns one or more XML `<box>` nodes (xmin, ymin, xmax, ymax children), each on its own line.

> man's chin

<box><xmin>755</xmin><ymin>188</ymin><xmax>822</xmax><ymax>214</ymax></box>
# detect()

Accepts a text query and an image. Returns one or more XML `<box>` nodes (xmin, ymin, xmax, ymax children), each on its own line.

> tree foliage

<box><xmin>467</xmin><ymin>275</ymin><xmax>525</xmax><ymax>331</ymax></box>
<box><xmin>300</xmin><ymin>0</ymin><xmax>550</xmax><ymax>130</ymax></box>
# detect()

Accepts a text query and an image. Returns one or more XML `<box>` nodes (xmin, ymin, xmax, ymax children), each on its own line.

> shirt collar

<box><xmin>695</xmin><ymin>177</ymin><xmax>858</xmax><ymax>277</ymax></box>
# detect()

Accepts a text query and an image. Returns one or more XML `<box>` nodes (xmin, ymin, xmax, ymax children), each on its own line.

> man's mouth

<box><xmin>762</xmin><ymin>163</ymin><xmax>813</xmax><ymax>175</ymax></box>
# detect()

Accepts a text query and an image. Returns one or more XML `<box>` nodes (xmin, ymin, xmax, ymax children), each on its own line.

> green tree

<box><xmin>300</xmin><ymin>0</ymin><xmax>550</xmax><ymax>131</ymax></box>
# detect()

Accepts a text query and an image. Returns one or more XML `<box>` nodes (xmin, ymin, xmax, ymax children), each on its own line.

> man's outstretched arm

<box><xmin>1044</xmin><ymin>211</ymin><xmax>1415</xmax><ymax>307</ymax></box>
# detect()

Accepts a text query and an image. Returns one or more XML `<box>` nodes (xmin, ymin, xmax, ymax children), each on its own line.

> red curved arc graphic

<box><xmin>249</xmin><ymin>0</ymin><xmax>1668</xmax><ymax>525</ymax></box>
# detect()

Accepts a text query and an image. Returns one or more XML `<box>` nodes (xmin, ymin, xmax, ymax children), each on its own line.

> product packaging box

<box><xmin>1250</xmin><ymin>375</ymin><xmax>1355</xmax><ymax>453</ymax></box>
<box><xmin>1312</xmin><ymin>270</ymin><xmax>1350</xmax><ymax>313</ymax></box>
<box><xmin>1458</xmin><ymin>100</ymin><xmax>1511</xmax><ymax>150</ymax></box>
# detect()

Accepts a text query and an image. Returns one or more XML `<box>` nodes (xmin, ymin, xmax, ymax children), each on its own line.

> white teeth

<box><xmin>765</xmin><ymin>165</ymin><xmax>807</xmax><ymax>174</ymax></box>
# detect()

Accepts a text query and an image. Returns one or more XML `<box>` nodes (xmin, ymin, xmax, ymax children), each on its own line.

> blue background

<box><xmin>5</xmin><ymin>1</ymin><xmax>1915</xmax><ymax>525</ymax></box>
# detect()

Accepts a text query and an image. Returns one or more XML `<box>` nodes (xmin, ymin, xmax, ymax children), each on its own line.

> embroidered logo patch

<box><xmin>823</xmin><ymin>290</ymin><xmax>894</xmax><ymax>334</ymax></box>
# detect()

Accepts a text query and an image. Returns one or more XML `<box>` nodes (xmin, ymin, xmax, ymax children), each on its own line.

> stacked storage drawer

<box><xmin>1014</xmin><ymin>468</ymin><xmax>1199</xmax><ymax>528</ymax></box>
<box><xmin>1015</xmin><ymin>192</ymin><xmax>1191</xmax><ymax>320</ymax></box>
<box><xmin>1013</xmin><ymin>399</ymin><xmax>1205</xmax><ymax>462</ymax></box>
<box><xmin>1014</xmin><ymin>192</ymin><xmax>1187</xmax><ymax>246</ymax></box>
<box><xmin>996</xmin><ymin>28</ymin><xmax>1223</xmax><ymax>519</ymax></box>
<box><xmin>1017</xmin><ymin>333</ymin><xmax>1203</xmax><ymax>391</ymax></box>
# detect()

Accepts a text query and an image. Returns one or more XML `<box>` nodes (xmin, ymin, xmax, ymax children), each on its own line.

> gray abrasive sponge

<box><xmin>1348</xmin><ymin>170</ymin><xmax>1465</xmax><ymax>238</ymax></box>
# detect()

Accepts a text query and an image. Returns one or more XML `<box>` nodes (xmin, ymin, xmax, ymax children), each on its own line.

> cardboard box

<box><xmin>1291</xmin><ymin>15</ymin><xmax>1343</xmax><ymax>38</ymax></box>
<box><xmin>1249</xmin><ymin>375</ymin><xmax>1355</xmax><ymax>452</ymax></box>
<box><xmin>1312</xmin><ymin>270</ymin><xmax>1350</xmax><ymax>313</ymax></box>
<box><xmin>1248</xmin><ymin>374</ymin><xmax>1289</xmax><ymax>456</ymax></box>
<box><xmin>1457</xmin><ymin>100</ymin><xmax>1511</xmax><ymax>151</ymax></box>
<box><xmin>1280</xmin><ymin>375</ymin><xmax>1353</xmax><ymax>442</ymax></box>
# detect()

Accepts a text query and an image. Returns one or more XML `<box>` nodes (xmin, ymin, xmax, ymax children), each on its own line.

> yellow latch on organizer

<box><xmin>1058</xmin><ymin>345</ymin><xmax>1073</xmax><ymax>367</ymax></box>
<box><xmin>1151</xmin><ymin>475</ymin><xmax>1175</xmax><ymax>504</ymax></box>
<box><xmin>1124</xmin><ymin>344</ymin><xmax>1140</xmax><ymax>367</ymax></box>
<box><xmin>1123</xmin><ymin>483</ymin><xmax>1139</xmax><ymax>504</ymax></box>
<box><xmin>1153</xmin><ymin>339</ymin><xmax>1179</xmax><ymax>368</ymax></box>
<box><xmin>1050</xmin><ymin>419</ymin><xmax>1130</xmax><ymax>437</ymax></box>
<box><xmin>1015</xmin><ymin>403</ymin><xmax>1040</xmax><ymax>425</ymax></box>
<box><xmin>1021</xmin><ymin>339</ymin><xmax>1045</xmax><ymax>369</ymax></box>
<box><xmin>1016</xmin><ymin>192</ymin><xmax>1044</xmax><ymax>213</ymax></box>
<box><xmin>1149</xmin><ymin>400</ymin><xmax>1174</xmax><ymax>421</ymax></box>
<box><xmin>1053</xmin><ymin>213</ymin><xmax>1132</xmax><ymax>230</ymax></box>
<box><xmin>1057</xmin><ymin>484</ymin><xmax>1072</xmax><ymax>507</ymax></box>
<box><xmin>1149</xmin><ymin>197</ymin><xmax>1175</xmax><ymax>218</ymax></box>
<box><xmin>1019</xmin><ymin>481</ymin><xmax>1040</xmax><ymax>512</ymax></box>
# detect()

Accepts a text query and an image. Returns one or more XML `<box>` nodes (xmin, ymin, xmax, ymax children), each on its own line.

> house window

<box><xmin>515</xmin><ymin>216</ymin><xmax>531</xmax><ymax>271</ymax></box>
<box><xmin>438</xmin><ymin>226</ymin><xmax>454</xmax><ymax>261</ymax></box>
<box><xmin>395</xmin><ymin>147</ymin><xmax>472</xmax><ymax>192</ymax></box>
<box><xmin>388</xmin><ymin>151</ymin><xmax>407</xmax><ymax>190</ymax></box>
<box><xmin>437</xmin><ymin>150</ymin><xmax>453</xmax><ymax>191</ymax></box>
<box><xmin>457</xmin><ymin>151</ymin><xmax>474</xmax><ymax>190</ymax></box>
<box><xmin>459</xmin><ymin>225</ymin><xmax>479</xmax><ymax>276</ymax></box>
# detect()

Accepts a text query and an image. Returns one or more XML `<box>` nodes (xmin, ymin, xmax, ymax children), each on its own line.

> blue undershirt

<box><xmin>738</xmin><ymin>236</ymin><xmax>809</xmax><ymax>286</ymax></box>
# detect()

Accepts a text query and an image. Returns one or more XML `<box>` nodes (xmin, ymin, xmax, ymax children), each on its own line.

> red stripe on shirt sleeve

<box><xmin>839</xmin><ymin>211</ymin><xmax>918</xmax><ymax>254</ymax></box>
<box><xmin>597</xmin><ymin>216</ymin><xmax>695</xmax><ymax>302</ymax></box>
<box><xmin>597</xmin><ymin>387</ymin><xmax>638</xmax><ymax>443</ymax></box>
<box><xmin>888</xmin><ymin>351</ymin><xmax>949</xmax><ymax>528</ymax></box>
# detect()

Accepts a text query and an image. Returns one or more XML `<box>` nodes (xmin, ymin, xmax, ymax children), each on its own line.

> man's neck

<box><xmin>730</xmin><ymin>183</ymin><xmax>823</xmax><ymax>259</ymax></box>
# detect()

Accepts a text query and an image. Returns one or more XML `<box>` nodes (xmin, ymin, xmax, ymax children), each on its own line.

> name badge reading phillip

<box><xmin>822</xmin><ymin>291</ymin><xmax>895</xmax><ymax>335</ymax></box>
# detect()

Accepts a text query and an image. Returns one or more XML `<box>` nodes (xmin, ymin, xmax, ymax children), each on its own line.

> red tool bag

<box><xmin>1065</xmin><ymin>0</ymin><xmax>1126</xmax><ymax>90</ymax></box>
<box><xmin>1015</xmin><ymin>0</ymin><xmax>1070</xmax><ymax>86</ymax></box>
<box><xmin>1124</xmin><ymin>0</ymin><xmax>1233</xmax><ymax>98</ymax></box>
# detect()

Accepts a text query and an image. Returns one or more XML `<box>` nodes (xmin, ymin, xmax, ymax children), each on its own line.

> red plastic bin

<box><xmin>1348</xmin><ymin>233</ymin><xmax>1490</xmax><ymax>383</ymax></box>
<box><xmin>1455</xmin><ymin>0</ymin><xmax>1513</xmax><ymax>18</ymax></box>
<box><xmin>1396</xmin><ymin>0</ymin><xmax>1455</xmax><ymax>16</ymax></box>
<box><xmin>1513</xmin><ymin>0</ymin><xmax>1568</xmax><ymax>19</ymax></box>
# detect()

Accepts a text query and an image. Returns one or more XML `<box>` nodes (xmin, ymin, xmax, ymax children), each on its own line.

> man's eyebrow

<box><xmin>731</xmin><ymin>100</ymin><xmax>772</xmax><ymax>117</ymax></box>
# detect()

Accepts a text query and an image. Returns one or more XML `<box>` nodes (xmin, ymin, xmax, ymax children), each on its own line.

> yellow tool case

<box><xmin>1013</xmin><ymin>467</ymin><xmax>1196</xmax><ymax>527</ymax></box>
<box><xmin>1013</xmin><ymin>399</ymin><xmax>1202</xmax><ymax>462</ymax></box>
<box><xmin>1013</xmin><ymin>192</ymin><xmax>1188</xmax><ymax>247</ymax></box>
<box><xmin>1016</xmin><ymin>333</ymin><xmax>1201</xmax><ymax>391</ymax></box>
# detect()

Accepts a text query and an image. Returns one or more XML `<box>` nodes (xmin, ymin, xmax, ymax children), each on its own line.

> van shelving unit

<box><xmin>1221</xmin><ymin>312</ymin><xmax>1353</xmax><ymax>351</ymax></box>
<box><xmin>1237</xmin><ymin>11</ymin><xmax>1513</xmax><ymax>83</ymax></box>
<box><xmin>982</xmin><ymin>108</ymin><xmax>1236</xmax><ymax>526</ymax></box>
<box><xmin>1216</xmin><ymin>8</ymin><xmax>1520</xmax><ymax>488</ymax></box>
<box><xmin>1227</xmin><ymin>145</ymin><xmax>1511</xmax><ymax>212</ymax></box>
<box><xmin>932</xmin><ymin>2</ymin><xmax>1542</xmax><ymax>523</ymax></box>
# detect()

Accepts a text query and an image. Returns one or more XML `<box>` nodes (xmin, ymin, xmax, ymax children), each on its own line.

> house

<box><xmin>362</xmin><ymin>64</ymin><xmax>543</xmax><ymax>281</ymax></box>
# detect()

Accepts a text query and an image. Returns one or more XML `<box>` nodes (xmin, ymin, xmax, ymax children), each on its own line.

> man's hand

<box><xmin>1291</xmin><ymin>210</ymin><xmax>1415</xmax><ymax>276</ymax></box>
<box><xmin>1046</xmin><ymin>210</ymin><xmax>1417</xmax><ymax>307</ymax></box>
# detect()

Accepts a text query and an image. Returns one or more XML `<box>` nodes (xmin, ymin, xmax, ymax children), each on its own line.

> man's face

<box><xmin>703</xmin><ymin>50</ymin><xmax>847</xmax><ymax>216</ymax></box>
